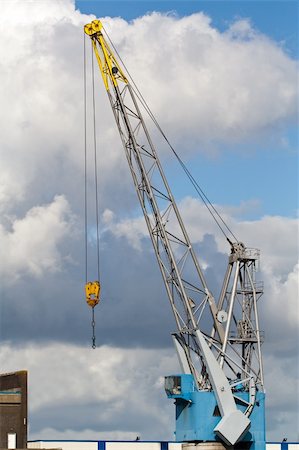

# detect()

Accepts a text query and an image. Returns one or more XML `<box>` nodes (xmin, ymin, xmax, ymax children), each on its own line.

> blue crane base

<box><xmin>165</xmin><ymin>374</ymin><xmax>266</xmax><ymax>450</ymax></box>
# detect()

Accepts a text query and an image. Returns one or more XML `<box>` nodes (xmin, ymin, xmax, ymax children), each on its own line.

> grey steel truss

<box><xmin>85</xmin><ymin>22</ymin><xmax>265</xmax><ymax>435</ymax></box>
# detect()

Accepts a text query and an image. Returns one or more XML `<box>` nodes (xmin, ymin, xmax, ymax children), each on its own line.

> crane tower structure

<box><xmin>84</xmin><ymin>19</ymin><xmax>266</xmax><ymax>450</ymax></box>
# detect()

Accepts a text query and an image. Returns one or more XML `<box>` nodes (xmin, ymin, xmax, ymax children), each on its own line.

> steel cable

<box><xmin>91</xmin><ymin>44</ymin><xmax>101</xmax><ymax>283</ymax></box>
<box><xmin>84</xmin><ymin>32</ymin><xmax>88</xmax><ymax>284</ymax></box>
<box><xmin>84</xmin><ymin>33</ymin><xmax>102</xmax><ymax>348</ymax></box>
<box><xmin>102</xmin><ymin>24</ymin><xmax>238</xmax><ymax>243</ymax></box>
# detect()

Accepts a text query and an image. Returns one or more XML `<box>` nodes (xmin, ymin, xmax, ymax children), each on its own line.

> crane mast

<box><xmin>84</xmin><ymin>20</ymin><xmax>266</xmax><ymax>450</ymax></box>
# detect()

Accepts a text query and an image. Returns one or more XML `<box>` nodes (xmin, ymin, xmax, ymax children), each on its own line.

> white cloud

<box><xmin>226</xmin><ymin>18</ymin><xmax>256</xmax><ymax>40</ymax></box>
<box><xmin>105</xmin><ymin>198</ymin><xmax>298</xmax><ymax>277</ymax></box>
<box><xmin>0</xmin><ymin>342</ymin><xmax>178</xmax><ymax>440</ymax></box>
<box><xmin>0</xmin><ymin>0</ymin><xmax>297</xmax><ymax>444</ymax></box>
<box><xmin>104</xmin><ymin>198</ymin><xmax>299</xmax><ymax>336</ymax></box>
<box><xmin>29</xmin><ymin>428</ymin><xmax>139</xmax><ymax>442</ymax></box>
<box><xmin>1</xmin><ymin>340</ymin><xmax>298</xmax><ymax>442</ymax></box>
<box><xmin>235</xmin><ymin>215</ymin><xmax>298</xmax><ymax>276</ymax></box>
<box><xmin>262</xmin><ymin>263</ymin><xmax>299</xmax><ymax>334</ymax></box>
<box><xmin>103</xmin><ymin>12</ymin><xmax>297</xmax><ymax>146</ymax></box>
<box><xmin>105</xmin><ymin>215</ymin><xmax>147</xmax><ymax>251</ymax></box>
<box><xmin>264</xmin><ymin>353</ymin><xmax>299</xmax><ymax>441</ymax></box>
<box><xmin>102</xmin><ymin>209</ymin><xmax>115</xmax><ymax>224</ymax></box>
<box><xmin>0</xmin><ymin>195</ymin><xmax>75</xmax><ymax>279</ymax></box>
<box><xmin>0</xmin><ymin>0</ymin><xmax>87</xmax><ymax>26</ymax></box>
<box><xmin>0</xmin><ymin>1</ymin><xmax>297</xmax><ymax>214</ymax></box>
<box><xmin>178</xmin><ymin>199</ymin><xmax>299</xmax><ymax>284</ymax></box>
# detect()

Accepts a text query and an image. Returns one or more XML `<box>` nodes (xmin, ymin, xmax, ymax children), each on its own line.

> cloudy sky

<box><xmin>0</xmin><ymin>0</ymin><xmax>298</xmax><ymax>444</ymax></box>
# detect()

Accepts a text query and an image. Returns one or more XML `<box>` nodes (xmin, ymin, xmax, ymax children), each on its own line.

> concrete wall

<box><xmin>27</xmin><ymin>441</ymin><xmax>299</xmax><ymax>450</ymax></box>
<box><xmin>267</xmin><ymin>446</ymin><xmax>299</xmax><ymax>450</ymax></box>
<box><xmin>28</xmin><ymin>443</ymin><xmax>96</xmax><ymax>450</ymax></box>
<box><xmin>28</xmin><ymin>443</ymin><xmax>181</xmax><ymax>450</ymax></box>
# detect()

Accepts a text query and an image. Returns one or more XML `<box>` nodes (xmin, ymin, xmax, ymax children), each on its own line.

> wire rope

<box><xmin>102</xmin><ymin>25</ymin><xmax>238</xmax><ymax>244</ymax></box>
<box><xmin>91</xmin><ymin>43</ymin><xmax>101</xmax><ymax>282</ymax></box>
<box><xmin>84</xmin><ymin>32</ymin><xmax>88</xmax><ymax>284</ymax></box>
<box><xmin>83</xmin><ymin>33</ymin><xmax>102</xmax><ymax>348</ymax></box>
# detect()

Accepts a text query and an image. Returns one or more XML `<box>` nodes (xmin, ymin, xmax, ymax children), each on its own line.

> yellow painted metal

<box><xmin>85</xmin><ymin>281</ymin><xmax>101</xmax><ymax>308</ymax></box>
<box><xmin>84</xmin><ymin>19</ymin><xmax>128</xmax><ymax>91</ymax></box>
<box><xmin>84</xmin><ymin>19</ymin><xmax>103</xmax><ymax>36</ymax></box>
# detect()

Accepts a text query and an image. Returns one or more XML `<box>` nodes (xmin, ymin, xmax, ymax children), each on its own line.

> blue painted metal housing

<box><xmin>165</xmin><ymin>374</ymin><xmax>266</xmax><ymax>450</ymax></box>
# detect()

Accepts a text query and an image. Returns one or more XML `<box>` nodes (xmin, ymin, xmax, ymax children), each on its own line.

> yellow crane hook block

<box><xmin>85</xmin><ymin>281</ymin><xmax>101</xmax><ymax>308</ymax></box>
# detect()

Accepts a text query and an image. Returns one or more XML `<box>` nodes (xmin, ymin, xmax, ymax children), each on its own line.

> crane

<box><xmin>84</xmin><ymin>19</ymin><xmax>266</xmax><ymax>450</ymax></box>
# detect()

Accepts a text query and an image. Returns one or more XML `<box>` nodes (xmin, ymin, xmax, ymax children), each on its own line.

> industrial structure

<box><xmin>0</xmin><ymin>371</ymin><xmax>28</xmax><ymax>449</ymax></box>
<box><xmin>84</xmin><ymin>19</ymin><xmax>266</xmax><ymax>450</ymax></box>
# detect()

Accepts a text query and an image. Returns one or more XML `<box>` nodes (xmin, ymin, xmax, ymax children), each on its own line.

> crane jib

<box><xmin>84</xmin><ymin>19</ymin><xmax>266</xmax><ymax>449</ymax></box>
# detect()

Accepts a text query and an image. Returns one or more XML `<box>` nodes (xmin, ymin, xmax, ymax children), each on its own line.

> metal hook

<box><xmin>91</xmin><ymin>307</ymin><xmax>96</xmax><ymax>349</ymax></box>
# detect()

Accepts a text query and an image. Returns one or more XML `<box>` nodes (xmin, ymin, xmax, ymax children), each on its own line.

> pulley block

<box><xmin>85</xmin><ymin>281</ymin><xmax>101</xmax><ymax>308</ymax></box>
